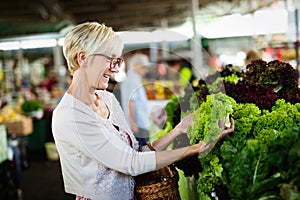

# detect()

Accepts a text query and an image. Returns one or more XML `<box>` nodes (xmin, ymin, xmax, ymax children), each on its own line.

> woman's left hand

<box><xmin>174</xmin><ymin>113</ymin><xmax>193</xmax><ymax>134</ymax></box>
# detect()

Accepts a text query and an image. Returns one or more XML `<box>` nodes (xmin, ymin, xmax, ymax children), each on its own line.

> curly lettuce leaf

<box><xmin>188</xmin><ymin>92</ymin><xmax>236</xmax><ymax>144</ymax></box>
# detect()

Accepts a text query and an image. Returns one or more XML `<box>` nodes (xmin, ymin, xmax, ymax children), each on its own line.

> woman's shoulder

<box><xmin>54</xmin><ymin>92</ymin><xmax>93</xmax><ymax>116</ymax></box>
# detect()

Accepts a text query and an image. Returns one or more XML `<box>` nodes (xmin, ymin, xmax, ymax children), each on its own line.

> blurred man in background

<box><xmin>120</xmin><ymin>53</ymin><xmax>151</xmax><ymax>146</ymax></box>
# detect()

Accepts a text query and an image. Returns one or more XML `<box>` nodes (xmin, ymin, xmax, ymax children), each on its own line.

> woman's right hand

<box><xmin>155</xmin><ymin>118</ymin><xmax>234</xmax><ymax>169</ymax></box>
<box><xmin>195</xmin><ymin>118</ymin><xmax>235</xmax><ymax>158</ymax></box>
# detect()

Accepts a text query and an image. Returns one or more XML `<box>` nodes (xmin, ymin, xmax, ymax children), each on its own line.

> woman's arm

<box><xmin>155</xmin><ymin>118</ymin><xmax>234</xmax><ymax>170</ymax></box>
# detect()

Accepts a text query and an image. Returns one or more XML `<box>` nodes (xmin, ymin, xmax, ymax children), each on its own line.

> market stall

<box><xmin>155</xmin><ymin>60</ymin><xmax>300</xmax><ymax>199</ymax></box>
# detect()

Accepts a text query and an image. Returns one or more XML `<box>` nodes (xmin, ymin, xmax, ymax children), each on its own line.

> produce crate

<box><xmin>2</xmin><ymin>117</ymin><xmax>33</xmax><ymax>136</ymax></box>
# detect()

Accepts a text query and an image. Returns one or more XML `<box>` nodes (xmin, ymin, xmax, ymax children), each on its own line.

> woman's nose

<box><xmin>110</xmin><ymin>66</ymin><xmax>120</xmax><ymax>73</ymax></box>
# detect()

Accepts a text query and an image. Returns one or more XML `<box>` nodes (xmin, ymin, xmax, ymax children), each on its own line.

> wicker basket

<box><xmin>134</xmin><ymin>143</ymin><xmax>181</xmax><ymax>200</ymax></box>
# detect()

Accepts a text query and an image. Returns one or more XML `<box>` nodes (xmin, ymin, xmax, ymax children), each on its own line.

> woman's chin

<box><xmin>97</xmin><ymin>83</ymin><xmax>108</xmax><ymax>90</ymax></box>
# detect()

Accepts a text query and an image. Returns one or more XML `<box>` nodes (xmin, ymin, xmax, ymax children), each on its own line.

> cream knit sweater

<box><xmin>52</xmin><ymin>90</ymin><xmax>156</xmax><ymax>200</ymax></box>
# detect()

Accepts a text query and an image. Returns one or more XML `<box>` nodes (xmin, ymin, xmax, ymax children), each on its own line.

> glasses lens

<box><xmin>111</xmin><ymin>58</ymin><xmax>123</xmax><ymax>69</ymax></box>
<box><xmin>111</xmin><ymin>59</ymin><xmax>116</xmax><ymax>69</ymax></box>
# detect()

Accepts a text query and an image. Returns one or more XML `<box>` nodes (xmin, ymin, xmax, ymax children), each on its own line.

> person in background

<box><xmin>51</xmin><ymin>22</ymin><xmax>235</xmax><ymax>200</ymax></box>
<box><xmin>120</xmin><ymin>53</ymin><xmax>151</xmax><ymax>146</ymax></box>
<box><xmin>44</xmin><ymin>69</ymin><xmax>58</xmax><ymax>92</ymax></box>
<box><xmin>241</xmin><ymin>49</ymin><xmax>261</xmax><ymax>72</ymax></box>
<box><xmin>166</xmin><ymin>58</ymin><xmax>195</xmax><ymax>94</ymax></box>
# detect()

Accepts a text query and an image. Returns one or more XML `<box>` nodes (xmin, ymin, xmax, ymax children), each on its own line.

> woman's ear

<box><xmin>77</xmin><ymin>51</ymin><xmax>86</xmax><ymax>66</ymax></box>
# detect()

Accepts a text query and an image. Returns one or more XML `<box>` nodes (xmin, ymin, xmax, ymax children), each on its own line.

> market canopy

<box><xmin>0</xmin><ymin>0</ymin><xmax>283</xmax><ymax>38</ymax></box>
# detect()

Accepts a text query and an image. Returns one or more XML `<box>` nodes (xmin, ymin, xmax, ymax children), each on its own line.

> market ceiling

<box><xmin>0</xmin><ymin>0</ymin><xmax>282</xmax><ymax>39</ymax></box>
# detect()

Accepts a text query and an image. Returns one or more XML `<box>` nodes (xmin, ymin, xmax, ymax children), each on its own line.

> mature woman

<box><xmin>52</xmin><ymin>22</ymin><xmax>234</xmax><ymax>200</ymax></box>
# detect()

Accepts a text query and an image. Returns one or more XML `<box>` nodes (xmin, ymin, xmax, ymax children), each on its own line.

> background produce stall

<box><xmin>155</xmin><ymin>59</ymin><xmax>300</xmax><ymax>199</ymax></box>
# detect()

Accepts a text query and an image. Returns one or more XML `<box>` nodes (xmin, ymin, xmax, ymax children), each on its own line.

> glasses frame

<box><xmin>91</xmin><ymin>53</ymin><xmax>124</xmax><ymax>70</ymax></box>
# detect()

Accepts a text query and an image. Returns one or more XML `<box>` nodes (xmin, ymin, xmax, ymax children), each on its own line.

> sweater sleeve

<box><xmin>52</xmin><ymin>96</ymin><xmax>156</xmax><ymax>176</ymax></box>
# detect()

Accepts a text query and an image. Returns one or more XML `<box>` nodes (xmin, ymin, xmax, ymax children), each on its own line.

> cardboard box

<box><xmin>3</xmin><ymin>117</ymin><xmax>33</xmax><ymax>136</ymax></box>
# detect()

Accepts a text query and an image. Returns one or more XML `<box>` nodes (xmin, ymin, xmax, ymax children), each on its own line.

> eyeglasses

<box><xmin>91</xmin><ymin>53</ymin><xmax>123</xmax><ymax>70</ymax></box>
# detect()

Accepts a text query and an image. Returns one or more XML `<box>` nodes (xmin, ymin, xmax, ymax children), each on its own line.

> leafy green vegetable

<box><xmin>253</xmin><ymin>99</ymin><xmax>300</xmax><ymax>143</ymax></box>
<box><xmin>167</xmin><ymin>60</ymin><xmax>300</xmax><ymax>199</ymax></box>
<box><xmin>229</xmin><ymin>103</ymin><xmax>261</xmax><ymax>147</ymax></box>
<box><xmin>222</xmin><ymin>139</ymin><xmax>275</xmax><ymax>199</ymax></box>
<box><xmin>223</xmin><ymin>74</ymin><xmax>240</xmax><ymax>84</ymax></box>
<box><xmin>188</xmin><ymin>92</ymin><xmax>236</xmax><ymax>144</ymax></box>
<box><xmin>21</xmin><ymin>100</ymin><xmax>42</xmax><ymax>114</ymax></box>
<box><xmin>197</xmin><ymin>154</ymin><xmax>223</xmax><ymax>195</ymax></box>
<box><xmin>193</xmin><ymin>99</ymin><xmax>300</xmax><ymax>199</ymax></box>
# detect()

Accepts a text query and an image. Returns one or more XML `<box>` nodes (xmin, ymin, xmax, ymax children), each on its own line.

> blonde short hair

<box><xmin>63</xmin><ymin>22</ymin><xmax>124</xmax><ymax>75</ymax></box>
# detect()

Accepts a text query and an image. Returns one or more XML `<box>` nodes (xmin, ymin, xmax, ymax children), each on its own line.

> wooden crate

<box><xmin>3</xmin><ymin>117</ymin><xmax>33</xmax><ymax>136</ymax></box>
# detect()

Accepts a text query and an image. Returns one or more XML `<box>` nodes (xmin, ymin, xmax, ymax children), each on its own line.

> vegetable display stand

<box><xmin>134</xmin><ymin>143</ymin><xmax>181</xmax><ymax>200</ymax></box>
<box><xmin>164</xmin><ymin>60</ymin><xmax>300</xmax><ymax>199</ymax></box>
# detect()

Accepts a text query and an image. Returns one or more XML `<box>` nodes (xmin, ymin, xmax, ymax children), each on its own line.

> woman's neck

<box><xmin>67</xmin><ymin>69</ymin><xmax>95</xmax><ymax>108</ymax></box>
